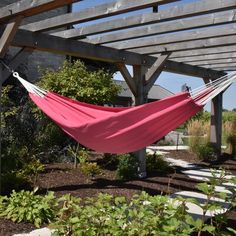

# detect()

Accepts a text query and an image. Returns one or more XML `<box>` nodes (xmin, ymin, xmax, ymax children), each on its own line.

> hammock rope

<box><xmin>6</xmin><ymin>70</ymin><xmax>236</xmax><ymax>154</ymax></box>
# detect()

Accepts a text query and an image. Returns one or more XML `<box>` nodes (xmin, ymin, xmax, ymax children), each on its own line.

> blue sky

<box><xmin>73</xmin><ymin>0</ymin><xmax>236</xmax><ymax>111</ymax></box>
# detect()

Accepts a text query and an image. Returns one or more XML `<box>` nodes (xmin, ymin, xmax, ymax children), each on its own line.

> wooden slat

<box><xmin>173</xmin><ymin>52</ymin><xmax>236</xmax><ymax>63</ymax></box>
<box><xmin>105</xmin><ymin>24</ymin><xmax>236</xmax><ymax>50</ymax></box>
<box><xmin>129</xmin><ymin>35</ymin><xmax>236</xmax><ymax>54</ymax></box>
<box><xmin>0</xmin><ymin>0</ymin><xmax>77</xmax><ymax>23</ymax></box>
<box><xmin>52</xmin><ymin>0</ymin><xmax>236</xmax><ymax>39</ymax></box>
<box><xmin>168</xmin><ymin>46</ymin><xmax>236</xmax><ymax>58</ymax></box>
<box><xmin>189</xmin><ymin>58</ymin><xmax>236</xmax><ymax>66</ymax></box>
<box><xmin>21</xmin><ymin>0</ymin><xmax>177</xmax><ymax>32</ymax></box>
<box><xmin>201</xmin><ymin>63</ymin><xmax>236</xmax><ymax>69</ymax></box>
<box><xmin>7</xmin><ymin>28</ymin><xmax>224</xmax><ymax>79</ymax></box>
<box><xmin>84</xmin><ymin>9</ymin><xmax>236</xmax><ymax>44</ymax></box>
<box><xmin>0</xmin><ymin>16</ymin><xmax>22</xmax><ymax>58</ymax></box>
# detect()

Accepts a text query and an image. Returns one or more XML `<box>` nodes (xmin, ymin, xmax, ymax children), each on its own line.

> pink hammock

<box><xmin>13</xmin><ymin>71</ymin><xmax>236</xmax><ymax>154</ymax></box>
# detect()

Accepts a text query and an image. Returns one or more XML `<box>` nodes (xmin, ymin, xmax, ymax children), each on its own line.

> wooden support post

<box><xmin>0</xmin><ymin>16</ymin><xmax>22</xmax><ymax>58</ymax></box>
<box><xmin>133</xmin><ymin>65</ymin><xmax>148</xmax><ymax>178</ymax></box>
<box><xmin>210</xmin><ymin>92</ymin><xmax>223</xmax><ymax>158</ymax></box>
<box><xmin>145</xmin><ymin>53</ymin><xmax>170</xmax><ymax>93</ymax></box>
<box><xmin>0</xmin><ymin>64</ymin><xmax>2</xmax><ymax>195</ymax></box>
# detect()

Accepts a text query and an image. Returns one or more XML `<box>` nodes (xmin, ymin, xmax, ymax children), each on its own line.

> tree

<box><xmin>38</xmin><ymin>60</ymin><xmax>121</xmax><ymax>105</ymax></box>
<box><xmin>33</xmin><ymin>59</ymin><xmax>121</xmax><ymax>151</ymax></box>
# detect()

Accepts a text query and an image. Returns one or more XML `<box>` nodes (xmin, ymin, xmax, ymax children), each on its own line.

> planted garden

<box><xmin>1</xmin><ymin>60</ymin><xmax>236</xmax><ymax>235</ymax></box>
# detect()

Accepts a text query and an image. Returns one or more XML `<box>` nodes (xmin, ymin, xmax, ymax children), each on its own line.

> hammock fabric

<box><xmin>29</xmin><ymin>91</ymin><xmax>202</xmax><ymax>153</ymax></box>
<box><xmin>12</xmin><ymin>71</ymin><xmax>236</xmax><ymax>154</ymax></box>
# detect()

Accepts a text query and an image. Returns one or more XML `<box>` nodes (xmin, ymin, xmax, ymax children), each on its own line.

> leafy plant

<box><xmin>80</xmin><ymin>162</ymin><xmax>101</xmax><ymax>177</ymax></box>
<box><xmin>116</xmin><ymin>153</ymin><xmax>139</xmax><ymax>180</ymax></box>
<box><xmin>0</xmin><ymin>188</ymin><xmax>57</xmax><ymax>227</ymax></box>
<box><xmin>195</xmin><ymin>143</ymin><xmax>216</xmax><ymax>161</ymax></box>
<box><xmin>146</xmin><ymin>153</ymin><xmax>173</xmax><ymax>174</ymax></box>
<box><xmin>21</xmin><ymin>158</ymin><xmax>45</xmax><ymax>187</ymax></box>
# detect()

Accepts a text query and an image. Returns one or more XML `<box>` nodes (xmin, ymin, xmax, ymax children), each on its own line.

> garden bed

<box><xmin>0</xmin><ymin>150</ymin><xmax>236</xmax><ymax>236</ymax></box>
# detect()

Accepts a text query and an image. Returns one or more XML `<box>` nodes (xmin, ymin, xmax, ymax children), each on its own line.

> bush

<box><xmin>195</xmin><ymin>143</ymin><xmax>216</xmax><ymax>161</ymax></box>
<box><xmin>0</xmin><ymin>188</ymin><xmax>57</xmax><ymax>227</ymax></box>
<box><xmin>146</xmin><ymin>153</ymin><xmax>173</xmax><ymax>174</ymax></box>
<box><xmin>116</xmin><ymin>153</ymin><xmax>139</xmax><ymax>180</ymax></box>
<box><xmin>50</xmin><ymin>172</ymin><xmax>236</xmax><ymax>236</ymax></box>
<box><xmin>80</xmin><ymin>162</ymin><xmax>101</xmax><ymax>177</ymax></box>
<box><xmin>223</xmin><ymin>121</ymin><xmax>236</xmax><ymax>156</ymax></box>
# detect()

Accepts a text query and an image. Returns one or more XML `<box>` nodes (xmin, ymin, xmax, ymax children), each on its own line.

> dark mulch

<box><xmin>1</xmin><ymin>150</ymin><xmax>236</xmax><ymax>235</ymax></box>
<box><xmin>0</xmin><ymin>218</ymin><xmax>35</xmax><ymax>236</ymax></box>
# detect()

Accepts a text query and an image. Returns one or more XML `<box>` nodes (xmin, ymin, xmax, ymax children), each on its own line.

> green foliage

<box><xmin>80</xmin><ymin>162</ymin><xmax>101</xmax><ymax>177</ymax></box>
<box><xmin>38</xmin><ymin>60</ymin><xmax>121</xmax><ymax>106</ymax></box>
<box><xmin>195</xmin><ymin>143</ymin><xmax>215</xmax><ymax>161</ymax></box>
<box><xmin>52</xmin><ymin>192</ymin><xmax>195</xmax><ymax>236</ymax></box>
<box><xmin>116</xmin><ymin>153</ymin><xmax>139</xmax><ymax>180</ymax></box>
<box><xmin>0</xmin><ymin>188</ymin><xmax>57</xmax><ymax>228</ymax></box>
<box><xmin>20</xmin><ymin>158</ymin><xmax>45</xmax><ymax>187</ymax></box>
<box><xmin>146</xmin><ymin>153</ymin><xmax>173</xmax><ymax>174</ymax></box>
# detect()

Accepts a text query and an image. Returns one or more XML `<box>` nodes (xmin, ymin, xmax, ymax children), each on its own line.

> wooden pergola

<box><xmin>0</xmin><ymin>0</ymin><xmax>235</xmax><ymax>177</ymax></box>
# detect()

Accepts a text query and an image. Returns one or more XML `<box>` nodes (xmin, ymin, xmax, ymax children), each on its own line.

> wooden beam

<box><xmin>21</xmin><ymin>0</ymin><xmax>176</xmax><ymax>32</ymax></box>
<box><xmin>2</xmin><ymin>48</ymin><xmax>33</xmax><ymax>84</ymax></box>
<box><xmin>145</xmin><ymin>53</ymin><xmax>170</xmax><ymax>92</ymax></box>
<box><xmin>169</xmin><ymin>45</ymin><xmax>236</xmax><ymax>58</ymax></box>
<box><xmin>200</xmin><ymin>63</ymin><xmax>236</xmax><ymax>69</ymax></box>
<box><xmin>105</xmin><ymin>24</ymin><xmax>236</xmax><ymax>50</ymax></box>
<box><xmin>4</xmin><ymin>28</ymin><xmax>224</xmax><ymax>79</ymax></box>
<box><xmin>129</xmin><ymin>35</ymin><xmax>236</xmax><ymax>54</ymax></box>
<box><xmin>164</xmin><ymin>60</ymin><xmax>225</xmax><ymax>78</ymax></box>
<box><xmin>52</xmin><ymin>0</ymin><xmax>236</xmax><ymax>39</ymax></box>
<box><xmin>84</xmin><ymin>10</ymin><xmax>236</xmax><ymax>44</ymax></box>
<box><xmin>0</xmin><ymin>0</ymin><xmax>77</xmax><ymax>23</ymax></box>
<box><xmin>189</xmin><ymin>58</ymin><xmax>236</xmax><ymax>66</ymax></box>
<box><xmin>116</xmin><ymin>63</ymin><xmax>137</xmax><ymax>96</ymax></box>
<box><xmin>173</xmin><ymin>52</ymin><xmax>236</xmax><ymax>63</ymax></box>
<box><xmin>0</xmin><ymin>16</ymin><xmax>22</xmax><ymax>58</ymax></box>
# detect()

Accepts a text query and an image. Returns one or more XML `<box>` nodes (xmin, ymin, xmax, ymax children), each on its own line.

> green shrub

<box><xmin>50</xmin><ymin>172</ymin><xmax>236</xmax><ymax>236</ymax></box>
<box><xmin>195</xmin><ymin>143</ymin><xmax>215</xmax><ymax>161</ymax></box>
<box><xmin>146</xmin><ymin>153</ymin><xmax>173</xmax><ymax>174</ymax></box>
<box><xmin>80</xmin><ymin>162</ymin><xmax>101</xmax><ymax>177</ymax></box>
<box><xmin>0</xmin><ymin>188</ymin><xmax>57</xmax><ymax>228</ymax></box>
<box><xmin>116</xmin><ymin>153</ymin><xmax>139</xmax><ymax>180</ymax></box>
<box><xmin>21</xmin><ymin>158</ymin><xmax>45</xmax><ymax>187</ymax></box>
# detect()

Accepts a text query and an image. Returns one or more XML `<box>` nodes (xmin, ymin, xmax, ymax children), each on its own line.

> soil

<box><xmin>0</xmin><ymin>150</ymin><xmax>235</xmax><ymax>236</ymax></box>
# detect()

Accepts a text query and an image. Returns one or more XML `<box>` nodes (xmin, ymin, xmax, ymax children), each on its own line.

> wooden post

<box><xmin>210</xmin><ymin>92</ymin><xmax>223</xmax><ymax>158</ymax></box>
<box><xmin>133</xmin><ymin>65</ymin><xmax>148</xmax><ymax>178</ymax></box>
<box><xmin>0</xmin><ymin>64</ymin><xmax>2</xmax><ymax>194</ymax></box>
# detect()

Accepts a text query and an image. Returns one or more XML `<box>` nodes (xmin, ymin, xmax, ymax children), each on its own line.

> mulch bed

<box><xmin>1</xmin><ymin>150</ymin><xmax>236</xmax><ymax>236</ymax></box>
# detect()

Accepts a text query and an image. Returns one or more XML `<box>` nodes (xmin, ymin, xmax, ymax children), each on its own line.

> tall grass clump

<box><xmin>187</xmin><ymin>120</ymin><xmax>213</xmax><ymax>160</ymax></box>
<box><xmin>223</xmin><ymin>120</ymin><xmax>236</xmax><ymax>156</ymax></box>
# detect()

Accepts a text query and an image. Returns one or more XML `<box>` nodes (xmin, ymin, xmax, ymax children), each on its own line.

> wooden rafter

<box><xmin>129</xmin><ymin>35</ymin><xmax>236</xmax><ymax>55</ymax></box>
<box><xmin>0</xmin><ymin>0</ymin><xmax>77</xmax><ymax>23</ymax></box>
<box><xmin>21</xmin><ymin>0</ymin><xmax>178</xmax><ymax>32</ymax></box>
<box><xmin>105</xmin><ymin>24</ymin><xmax>236</xmax><ymax>50</ymax></box>
<box><xmin>52</xmin><ymin>0</ymin><xmax>236</xmax><ymax>39</ymax></box>
<box><xmin>83</xmin><ymin>10</ymin><xmax>236</xmax><ymax>44</ymax></box>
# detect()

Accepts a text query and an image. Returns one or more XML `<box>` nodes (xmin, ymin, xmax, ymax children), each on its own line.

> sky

<box><xmin>73</xmin><ymin>0</ymin><xmax>236</xmax><ymax>111</ymax></box>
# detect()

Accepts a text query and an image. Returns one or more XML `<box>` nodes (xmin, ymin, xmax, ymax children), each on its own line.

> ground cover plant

<box><xmin>0</xmin><ymin>169</ymin><xmax>235</xmax><ymax>236</ymax></box>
